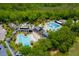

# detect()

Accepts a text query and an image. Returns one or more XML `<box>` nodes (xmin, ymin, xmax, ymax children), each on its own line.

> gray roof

<box><xmin>0</xmin><ymin>45</ymin><xmax>7</xmax><ymax>56</ymax></box>
<box><xmin>0</xmin><ymin>25</ymin><xmax>6</xmax><ymax>40</ymax></box>
<box><xmin>9</xmin><ymin>23</ymin><xmax>17</xmax><ymax>29</ymax></box>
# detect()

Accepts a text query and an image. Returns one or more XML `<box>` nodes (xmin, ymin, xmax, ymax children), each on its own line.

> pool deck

<box><xmin>32</xmin><ymin>32</ymin><xmax>41</xmax><ymax>42</ymax></box>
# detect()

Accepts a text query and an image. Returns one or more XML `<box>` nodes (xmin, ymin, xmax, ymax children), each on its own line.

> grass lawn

<box><xmin>6</xmin><ymin>48</ymin><xmax>12</xmax><ymax>56</ymax></box>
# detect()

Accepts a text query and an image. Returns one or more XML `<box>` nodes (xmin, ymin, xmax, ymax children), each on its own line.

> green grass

<box><xmin>6</xmin><ymin>48</ymin><xmax>12</xmax><ymax>56</ymax></box>
<box><xmin>68</xmin><ymin>37</ymin><xmax>79</xmax><ymax>56</ymax></box>
<box><xmin>2</xmin><ymin>41</ymin><xmax>7</xmax><ymax>48</ymax></box>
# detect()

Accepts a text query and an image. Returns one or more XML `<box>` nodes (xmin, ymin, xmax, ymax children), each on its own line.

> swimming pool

<box><xmin>16</xmin><ymin>33</ymin><xmax>37</xmax><ymax>46</ymax></box>
<box><xmin>17</xmin><ymin>34</ymin><xmax>31</xmax><ymax>46</ymax></box>
<box><xmin>44</xmin><ymin>21</ymin><xmax>62</xmax><ymax>31</ymax></box>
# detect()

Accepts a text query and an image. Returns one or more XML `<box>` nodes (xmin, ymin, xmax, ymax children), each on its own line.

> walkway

<box><xmin>5</xmin><ymin>40</ymin><xmax>15</xmax><ymax>56</ymax></box>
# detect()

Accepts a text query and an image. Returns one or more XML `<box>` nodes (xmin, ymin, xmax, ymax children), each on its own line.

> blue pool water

<box><xmin>17</xmin><ymin>34</ymin><xmax>31</xmax><ymax>46</ymax></box>
<box><xmin>47</xmin><ymin>22</ymin><xmax>62</xmax><ymax>31</ymax></box>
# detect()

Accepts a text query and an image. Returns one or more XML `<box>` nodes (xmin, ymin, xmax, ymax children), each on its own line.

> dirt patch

<box><xmin>50</xmin><ymin>50</ymin><xmax>59</xmax><ymax>56</ymax></box>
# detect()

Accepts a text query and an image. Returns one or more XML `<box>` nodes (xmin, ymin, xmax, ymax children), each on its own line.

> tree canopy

<box><xmin>48</xmin><ymin>26</ymin><xmax>76</xmax><ymax>53</ymax></box>
<box><xmin>0</xmin><ymin>4</ymin><xmax>79</xmax><ymax>23</ymax></box>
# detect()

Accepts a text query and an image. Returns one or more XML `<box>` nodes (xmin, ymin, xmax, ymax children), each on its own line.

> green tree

<box><xmin>48</xmin><ymin>26</ymin><xmax>76</xmax><ymax>53</ymax></box>
<box><xmin>28</xmin><ymin>39</ymin><xmax>52</xmax><ymax>56</ymax></box>
<box><xmin>10</xmin><ymin>41</ymin><xmax>17</xmax><ymax>52</ymax></box>
<box><xmin>2</xmin><ymin>41</ymin><xmax>7</xmax><ymax>48</ymax></box>
<box><xmin>19</xmin><ymin>46</ymin><xmax>31</xmax><ymax>55</ymax></box>
<box><xmin>71</xmin><ymin>22</ymin><xmax>79</xmax><ymax>36</ymax></box>
<box><xmin>65</xmin><ymin>18</ymin><xmax>73</xmax><ymax>28</ymax></box>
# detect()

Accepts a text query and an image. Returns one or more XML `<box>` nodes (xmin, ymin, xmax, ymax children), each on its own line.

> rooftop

<box><xmin>0</xmin><ymin>45</ymin><xmax>7</xmax><ymax>56</ymax></box>
<box><xmin>0</xmin><ymin>25</ymin><xmax>7</xmax><ymax>40</ymax></box>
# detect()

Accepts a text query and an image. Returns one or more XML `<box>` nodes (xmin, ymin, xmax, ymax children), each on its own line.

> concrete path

<box><xmin>5</xmin><ymin>41</ymin><xmax>15</xmax><ymax>56</ymax></box>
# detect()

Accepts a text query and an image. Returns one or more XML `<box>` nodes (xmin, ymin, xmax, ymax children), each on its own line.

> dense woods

<box><xmin>0</xmin><ymin>3</ymin><xmax>79</xmax><ymax>24</ymax></box>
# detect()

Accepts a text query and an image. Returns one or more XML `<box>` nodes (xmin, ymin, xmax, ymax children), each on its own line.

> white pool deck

<box><xmin>0</xmin><ymin>25</ymin><xmax>7</xmax><ymax>40</ymax></box>
<box><xmin>31</xmin><ymin>32</ymin><xmax>41</xmax><ymax>42</ymax></box>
